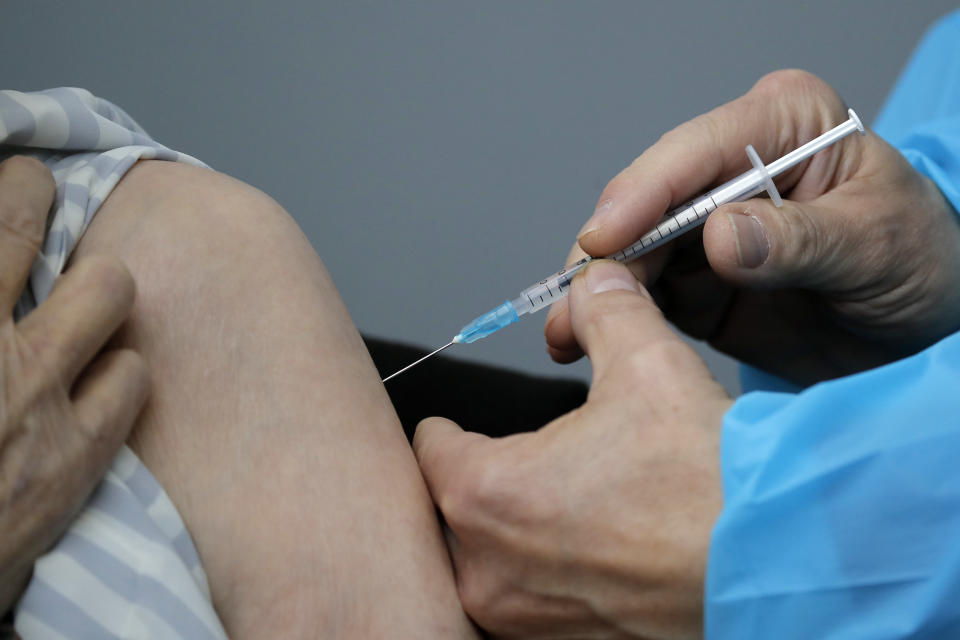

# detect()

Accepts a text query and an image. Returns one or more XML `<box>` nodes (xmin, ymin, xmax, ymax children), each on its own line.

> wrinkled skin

<box><xmin>0</xmin><ymin>156</ymin><xmax>148</xmax><ymax>613</ymax></box>
<box><xmin>416</xmin><ymin>262</ymin><xmax>730</xmax><ymax>639</ymax></box>
<box><xmin>547</xmin><ymin>70</ymin><xmax>960</xmax><ymax>385</ymax></box>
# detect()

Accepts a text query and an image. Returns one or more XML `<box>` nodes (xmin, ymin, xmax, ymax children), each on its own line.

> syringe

<box><xmin>382</xmin><ymin>109</ymin><xmax>865</xmax><ymax>383</ymax></box>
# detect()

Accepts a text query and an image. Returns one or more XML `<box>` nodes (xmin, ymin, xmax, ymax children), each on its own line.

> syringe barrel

<box><xmin>514</xmin><ymin>257</ymin><xmax>591</xmax><ymax>316</ymax></box>
<box><xmin>506</xmin><ymin>111</ymin><xmax>864</xmax><ymax>320</ymax></box>
<box><xmin>513</xmin><ymin>171</ymin><xmax>764</xmax><ymax>317</ymax></box>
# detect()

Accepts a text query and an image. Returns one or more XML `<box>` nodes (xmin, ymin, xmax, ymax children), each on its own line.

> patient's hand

<box><xmin>0</xmin><ymin>156</ymin><xmax>148</xmax><ymax>613</ymax></box>
<box><xmin>415</xmin><ymin>261</ymin><xmax>730</xmax><ymax>639</ymax></box>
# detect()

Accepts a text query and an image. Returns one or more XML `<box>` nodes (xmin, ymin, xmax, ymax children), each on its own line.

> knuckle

<box><xmin>77</xmin><ymin>403</ymin><xmax>127</xmax><ymax>451</ymax></box>
<box><xmin>692</xmin><ymin>111</ymin><xmax>725</xmax><ymax>147</ymax></box>
<box><xmin>471</xmin><ymin>461</ymin><xmax>512</xmax><ymax>511</ymax></box>
<box><xmin>87</xmin><ymin>413</ymin><xmax>130</xmax><ymax>446</ymax></box>
<box><xmin>76</xmin><ymin>400</ymin><xmax>110</xmax><ymax>443</ymax></box>
<box><xmin>0</xmin><ymin>207</ymin><xmax>45</xmax><ymax>255</ymax></box>
<box><xmin>654</xmin><ymin>122</ymin><xmax>687</xmax><ymax>150</ymax></box>
<box><xmin>608</xmin><ymin>336</ymin><xmax>697</xmax><ymax>392</ymax></box>
<box><xmin>441</xmin><ymin>459</ymin><xmax>510</xmax><ymax>527</ymax></box>
<box><xmin>583</xmin><ymin>294</ymin><xmax>656</xmax><ymax>337</ymax></box>
<box><xmin>457</xmin><ymin>568</ymin><xmax>503</xmax><ymax>629</ymax></box>
<box><xmin>0</xmin><ymin>156</ymin><xmax>56</xmax><ymax>246</ymax></box>
<box><xmin>31</xmin><ymin>329</ymin><xmax>80</xmax><ymax>381</ymax></box>
<box><xmin>640</xmin><ymin>336</ymin><xmax>695</xmax><ymax>370</ymax></box>
<box><xmin>752</xmin><ymin>70</ymin><xmax>846</xmax><ymax>127</ymax></box>
<box><xmin>776</xmin><ymin>204</ymin><xmax>824</xmax><ymax>268</ymax></box>
<box><xmin>657</xmin><ymin>110</ymin><xmax>723</xmax><ymax>152</ymax></box>
<box><xmin>86</xmin><ymin>350</ymin><xmax>149</xmax><ymax>432</ymax></box>
<box><xmin>2</xmin><ymin>155</ymin><xmax>55</xmax><ymax>189</ymax></box>
<box><xmin>628</xmin><ymin>337</ymin><xmax>682</xmax><ymax>376</ymax></box>
<box><xmin>753</xmin><ymin>69</ymin><xmax>827</xmax><ymax>97</ymax></box>
<box><xmin>437</xmin><ymin>474</ymin><xmax>473</xmax><ymax>527</ymax></box>
<box><xmin>74</xmin><ymin>255</ymin><xmax>136</xmax><ymax>308</ymax></box>
<box><xmin>582</xmin><ymin>306</ymin><xmax>619</xmax><ymax>340</ymax></box>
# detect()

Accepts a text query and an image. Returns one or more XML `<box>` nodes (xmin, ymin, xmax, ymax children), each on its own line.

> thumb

<box><xmin>413</xmin><ymin>417</ymin><xmax>489</xmax><ymax>506</ymax></box>
<box><xmin>568</xmin><ymin>260</ymin><xmax>683</xmax><ymax>379</ymax></box>
<box><xmin>704</xmin><ymin>197</ymin><xmax>840</xmax><ymax>288</ymax></box>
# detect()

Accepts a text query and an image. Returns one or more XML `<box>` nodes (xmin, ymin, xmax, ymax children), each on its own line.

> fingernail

<box><xmin>728</xmin><ymin>213</ymin><xmax>769</xmax><ymax>268</ymax></box>
<box><xmin>585</xmin><ymin>260</ymin><xmax>640</xmax><ymax>294</ymax></box>
<box><xmin>577</xmin><ymin>199</ymin><xmax>613</xmax><ymax>240</ymax></box>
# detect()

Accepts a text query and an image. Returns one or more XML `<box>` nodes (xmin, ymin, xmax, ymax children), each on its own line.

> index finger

<box><xmin>0</xmin><ymin>156</ymin><xmax>56</xmax><ymax>312</ymax></box>
<box><xmin>19</xmin><ymin>255</ymin><xmax>136</xmax><ymax>386</ymax></box>
<box><xmin>578</xmin><ymin>70</ymin><xmax>848</xmax><ymax>257</ymax></box>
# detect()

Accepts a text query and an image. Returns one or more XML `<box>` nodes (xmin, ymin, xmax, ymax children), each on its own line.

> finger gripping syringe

<box><xmin>382</xmin><ymin>109</ymin><xmax>865</xmax><ymax>382</ymax></box>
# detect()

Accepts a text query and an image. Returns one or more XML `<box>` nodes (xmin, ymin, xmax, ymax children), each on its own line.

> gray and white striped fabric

<box><xmin>1</xmin><ymin>88</ymin><xmax>227</xmax><ymax>639</ymax></box>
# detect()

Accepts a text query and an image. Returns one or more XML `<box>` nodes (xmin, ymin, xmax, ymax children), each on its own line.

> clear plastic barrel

<box><xmin>483</xmin><ymin>112</ymin><xmax>865</xmax><ymax>327</ymax></box>
<box><xmin>512</xmin><ymin>191</ymin><xmax>723</xmax><ymax>316</ymax></box>
<box><xmin>512</xmin><ymin>257</ymin><xmax>591</xmax><ymax>316</ymax></box>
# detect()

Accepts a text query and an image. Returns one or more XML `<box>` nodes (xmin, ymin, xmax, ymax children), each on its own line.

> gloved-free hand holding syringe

<box><xmin>382</xmin><ymin>109</ymin><xmax>865</xmax><ymax>383</ymax></box>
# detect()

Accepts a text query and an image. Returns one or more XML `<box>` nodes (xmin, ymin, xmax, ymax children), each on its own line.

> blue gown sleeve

<box><xmin>706</xmin><ymin>10</ymin><xmax>960</xmax><ymax>638</ymax></box>
<box><xmin>874</xmin><ymin>11</ymin><xmax>960</xmax><ymax>216</ymax></box>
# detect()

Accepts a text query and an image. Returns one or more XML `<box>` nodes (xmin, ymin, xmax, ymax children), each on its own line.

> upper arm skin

<box><xmin>70</xmin><ymin>160</ymin><xmax>477</xmax><ymax>638</ymax></box>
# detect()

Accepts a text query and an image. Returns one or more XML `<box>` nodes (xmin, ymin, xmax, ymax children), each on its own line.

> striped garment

<box><xmin>1</xmin><ymin>88</ymin><xmax>228</xmax><ymax>639</ymax></box>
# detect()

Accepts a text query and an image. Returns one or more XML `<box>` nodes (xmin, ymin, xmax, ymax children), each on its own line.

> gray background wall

<box><xmin>5</xmin><ymin>1</ymin><xmax>957</xmax><ymax>394</ymax></box>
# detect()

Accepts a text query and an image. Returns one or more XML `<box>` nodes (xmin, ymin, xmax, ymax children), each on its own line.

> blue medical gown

<box><xmin>706</xmin><ymin>11</ymin><xmax>960</xmax><ymax>638</ymax></box>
